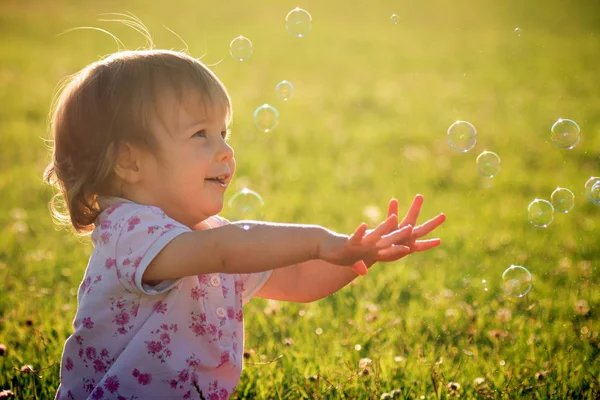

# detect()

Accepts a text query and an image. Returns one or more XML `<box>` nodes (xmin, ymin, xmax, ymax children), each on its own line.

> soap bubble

<box><xmin>528</xmin><ymin>199</ymin><xmax>554</xmax><ymax>227</ymax></box>
<box><xmin>550</xmin><ymin>118</ymin><xmax>580</xmax><ymax>149</ymax></box>
<box><xmin>550</xmin><ymin>187</ymin><xmax>575</xmax><ymax>213</ymax></box>
<box><xmin>230</xmin><ymin>36</ymin><xmax>253</xmax><ymax>61</ymax></box>
<box><xmin>286</xmin><ymin>8</ymin><xmax>312</xmax><ymax>37</ymax></box>
<box><xmin>253</xmin><ymin>104</ymin><xmax>279</xmax><ymax>132</ymax></box>
<box><xmin>276</xmin><ymin>80</ymin><xmax>294</xmax><ymax>101</ymax></box>
<box><xmin>514</xmin><ymin>28</ymin><xmax>521</xmax><ymax>36</ymax></box>
<box><xmin>476</xmin><ymin>151</ymin><xmax>501</xmax><ymax>177</ymax></box>
<box><xmin>584</xmin><ymin>177</ymin><xmax>600</xmax><ymax>205</ymax></box>
<box><xmin>390</xmin><ymin>14</ymin><xmax>400</xmax><ymax>24</ymax></box>
<box><xmin>228</xmin><ymin>188</ymin><xmax>264</xmax><ymax>230</ymax></box>
<box><xmin>502</xmin><ymin>265</ymin><xmax>532</xmax><ymax>297</ymax></box>
<box><xmin>447</xmin><ymin>121</ymin><xmax>477</xmax><ymax>152</ymax></box>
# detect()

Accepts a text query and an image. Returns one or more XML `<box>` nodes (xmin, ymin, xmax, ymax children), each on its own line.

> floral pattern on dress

<box><xmin>118</xmin><ymin>256</ymin><xmax>143</xmax><ymax>290</ymax></box>
<box><xmin>207</xmin><ymin>379</ymin><xmax>230</xmax><ymax>400</ymax></box>
<box><xmin>144</xmin><ymin>323</ymin><xmax>177</xmax><ymax>362</ymax></box>
<box><xmin>189</xmin><ymin>311</ymin><xmax>221</xmax><ymax>343</ymax></box>
<box><xmin>190</xmin><ymin>285</ymin><xmax>208</xmax><ymax>300</ymax></box>
<box><xmin>132</xmin><ymin>368</ymin><xmax>152</xmax><ymax>385</ymax></box>
<box><xmin>56</xmin><ymin>201</ymin><xmax>272</xmax><ymax>399</ymax></box>
<box><xmin>73</xmin><ymin>336</ymin><xmax>114</xmax><ymax>375</ymax></box>
<box><xmin>109</xmin><ymin>297</ymin><xmax>138</xmax><ymax>336</ymax></box>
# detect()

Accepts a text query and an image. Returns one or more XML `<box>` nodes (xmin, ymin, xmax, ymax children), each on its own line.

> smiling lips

<box><xmin>205</xmin><ymin>173</ymin><xmax>230</xmax><ymax>187</ymax></box>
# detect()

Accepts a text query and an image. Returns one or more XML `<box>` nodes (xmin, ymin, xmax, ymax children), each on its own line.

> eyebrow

<box><xmin>184</xmin><ymin>119</ymin><xmax>208</xmax><ymax>132</ymax></box>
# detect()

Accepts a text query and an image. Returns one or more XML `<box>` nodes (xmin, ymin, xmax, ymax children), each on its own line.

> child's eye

<box><xmin>192</xmin><ymin>130</ymin><xmax>206</xmax><ymax>138</ymax></box>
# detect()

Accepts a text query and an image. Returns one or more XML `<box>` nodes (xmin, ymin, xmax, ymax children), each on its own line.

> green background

<box><xmin>0</xmin><ymin>0</ymin><xmax>598</xmax><ymax>398</ymax></box>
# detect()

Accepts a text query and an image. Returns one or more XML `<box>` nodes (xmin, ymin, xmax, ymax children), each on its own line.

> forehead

<box><xmin>151</xmin><ymin>87</ymin><xmax>229</xmax><ymax>135</ymax></box>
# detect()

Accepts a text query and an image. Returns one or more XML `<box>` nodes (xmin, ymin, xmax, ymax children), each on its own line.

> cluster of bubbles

<box><xmin>523</xmin><ymin>118</ymin><xmax>596</xmax><ymax>229</ymax></box>
<box><xmin>447</xmin><ymin>121</ymin><xmax>500</xmax><ymax>178</ymax></box>
<box><xmin>448</xmin><ymin>118</ymin><xmax>597</xmax><ymax>212</ymax></box>
<box><xmin>527</xmin><ymin>186</ymin><xmax>576</xmax><ymax>228</ymax></box>
<box><xmin>227</xmin><ymin>10</ymin><xmax>597</xmax><ymax>301</ymax></box>
<box><xmin>448</xmin><ymin>115</ymin><xmax>596</xmax><ymax>297</ymax></box>
<box><xmin>226</xmin><ymin>8</ymin><xmax>312</xmax><ymax>225</ymax></box>
<box><xmin>229</xmin><ymin>8</ymin><xmax>308</xmax><ymax>134</ymax></box>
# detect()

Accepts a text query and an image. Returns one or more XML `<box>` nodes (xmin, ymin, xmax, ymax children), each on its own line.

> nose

<box><xmin>217</xmin><ymin>139</ymin><xmax>234</xmax><ymax>162</ymax></box>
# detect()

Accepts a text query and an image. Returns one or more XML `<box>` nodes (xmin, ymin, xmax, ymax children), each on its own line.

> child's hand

<box><xmin>355</xmin><ymin>195</ymin><xmax>446</xmax><ymax>273</ymax></box>
<box><xmin>394</xmin><ymin>194</ymin><xmax>446</xmax><ymax>255</ymax></box>
<box><xmin>318</xmin><ymin>214</ymin><xmax>414</xmax><ymax>276</ymax></box>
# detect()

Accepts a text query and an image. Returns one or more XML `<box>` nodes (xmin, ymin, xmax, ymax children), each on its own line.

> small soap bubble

<box><xmin>584</xmin><ymin>177</ymin><xmax>600</xmax><ymax>205</ymax></box>
<box><xmin>447</xmin><ymin>121</ymin><xmax>477</xmax><ymax>152</ymax></box>
<box><xmin>550</xmin><ymin>187</ymin><xmax>575</xmax><ymax>213</ymax></box>
<box><xmin>276</xmin><ymin>80</ymin><xmax>294</xmax><ymax>101</ymax></box>
<box><xmin>230</xmin><ymin>36</ymin><xmax>253</xmax><ymax>61</ymax></box>
<box><xmin>390</xmin><ymin>14</ymin><xmax>400</xmax><ymax>24</ymax></box>
<box><xmin>502</xmin><ymin>265</ymin><xmax>532</xmax><ymax>297</ymax></box>
<box><xmin>286</xmin><ymin>8</ymin><xmax>312</xmax><ymax>37</ymax></box>
<box><xmin>551</xmin><ymin>118</ymin><xmax>580</xmax><ymax>149</ymax></box>
<box><xmin>253</xmin><ymin>104</ymin><xmax>279</xmax><ymax>132</ymax></box>
<box><xmin>528</xmin><ymin>199</ymin><xmax>554</xmax><ymax>227</ymax></box>
<box><xmin>476</xmin><ymin>151</ymin><xmax>501</xmax><ymax>177</ymax></box>
<box><xmin>227</xmin><ymin>188</ymin><xmax>264</xmax><ymax>229</ymax></box>
<box><xmin>514</xmin><ymin>28</ymin><xmax>521</xmax><ymax>36</ymax></box>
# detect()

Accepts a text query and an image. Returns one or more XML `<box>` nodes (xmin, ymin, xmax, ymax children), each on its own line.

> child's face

<box><xmin>137</xmin><ymin>89</ymin><xmax>235</xmax><ymax>227</ymax></box>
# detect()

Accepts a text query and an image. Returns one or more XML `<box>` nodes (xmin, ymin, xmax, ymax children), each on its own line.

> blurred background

<box><xmin>0</xmin><ymin>0</ymin><xmax>598</xmax><ymax>398</ymax></box>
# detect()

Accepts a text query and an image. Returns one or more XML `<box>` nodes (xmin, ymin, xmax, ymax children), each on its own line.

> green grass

<box><xmin>1</xmin><ymin>0</ymin><xmax>599</xmax><ymax>398</ymax></box>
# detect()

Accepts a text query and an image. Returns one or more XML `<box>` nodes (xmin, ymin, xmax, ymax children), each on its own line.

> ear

<box><xmin>114</xmin><ymin>142</ymin><xmax>143</xmax><ymax>184</ymax></box>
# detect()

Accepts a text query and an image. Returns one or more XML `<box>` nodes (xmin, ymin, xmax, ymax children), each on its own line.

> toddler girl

<box><xmin>44</xmin><ymin>49</ymin><xmax>445</xmax><ymax>399</ymax></box>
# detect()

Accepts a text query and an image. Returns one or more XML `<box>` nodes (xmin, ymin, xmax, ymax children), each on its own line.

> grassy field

<box><xmin>1</xmin><ymin>0</ymin><xmax>599</xmax><ymax>398</ymax></box>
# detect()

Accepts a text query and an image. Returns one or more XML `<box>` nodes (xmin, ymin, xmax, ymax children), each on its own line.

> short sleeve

<box><xmin>113</xmin><ymin>206</ymin><xmax>191</xmax><ymax>295</ymax></box>
<box><xmin>239</xmin><ymin>271</ymin><xmax>272</xmax><ymax>305</ymax></box>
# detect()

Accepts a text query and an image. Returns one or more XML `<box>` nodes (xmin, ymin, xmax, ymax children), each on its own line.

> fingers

<box><xmin>349</xmin><ymin>223</ymin><xmax>368</xmax><ymax>245</ymax></box>
<box><xmin>387</xmin><ymin>198</ymin><xmax>399</xmax><ymax>218</ymax></box>
<box><xmin>399</xmin><ymin>194</ymin><xmax>424</xmax><ymax>228</ymax></box>
<box><xmin>363</xmin><ymin>214</ymin><xmax>398</xmax><ymax>245</ymax></box>
<box><xmin>377</xmin><ymin>244</ymin><xmax>411</xmax><ymax>259</ymax></box>
<box><xmin>376</xmin><ymin>224</ymin><xmax>413</xmax><ymax>248</ymax></box>
<box><xmin>413</xmin><ymin>213</ymin><xmax>446</xmax><ymax>238</ymax></box>
<box><xmin>409</xmin><ymin>238</ymin><xmax>442</xmax><ymax>252</ymax></box>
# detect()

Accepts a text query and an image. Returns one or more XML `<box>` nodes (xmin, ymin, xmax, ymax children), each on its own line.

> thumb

<box><xmin>352</xmin><ymin>261</ymin><xmax>368</xmax><ymax>276</ymax></box>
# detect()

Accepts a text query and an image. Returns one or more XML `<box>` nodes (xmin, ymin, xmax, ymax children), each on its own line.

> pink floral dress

<box><xmin>55</xmin><ymin>198</ymin><xmax>271</xmax><ymax>400</ymax></box>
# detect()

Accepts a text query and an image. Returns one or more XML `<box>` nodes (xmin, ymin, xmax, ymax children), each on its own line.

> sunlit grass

<box><xmin>0</xmin><ymin>0</ymin><xmax>598</xmax><ymax>398</ymax></box>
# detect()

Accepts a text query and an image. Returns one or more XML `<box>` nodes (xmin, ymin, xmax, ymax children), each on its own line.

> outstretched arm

<box><xmin>143</xmin><ymin>212</ymin><xmax>409</xmax><ymax>284</ymax></box>
<box><xmin>255</xmin><ymin>196</ymin><xmax>446</xmax><ymax>303</ymax></box>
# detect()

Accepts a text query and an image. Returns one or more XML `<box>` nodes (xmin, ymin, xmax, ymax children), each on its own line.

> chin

<box><xmin>205</xmin><ymin>203</ymin><xmax>224</xmax><ymax>218</ymax></box>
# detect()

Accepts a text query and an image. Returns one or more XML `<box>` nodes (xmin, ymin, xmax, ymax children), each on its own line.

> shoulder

<box><xmin>210</xmin><ymin>215</ymin><xmax>230</xmax><ymax>227</ymax></box>
<box><xmin>96</xmin><ymin>197</ymin><xmax>179</xmax><ymax>225</ymax></box>
<box><xmin>92</xmin><ymin>198</ymin><xmax>189</xmax><ymax>245</ymax></box>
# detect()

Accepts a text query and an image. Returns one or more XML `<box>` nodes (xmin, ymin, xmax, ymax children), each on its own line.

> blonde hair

<box><xmin>44</xmin><ymin>49</ymin><xmax>232</xmax><ymax>234</ymax></box>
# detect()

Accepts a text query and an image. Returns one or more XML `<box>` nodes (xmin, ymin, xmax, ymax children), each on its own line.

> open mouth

<box><xmin>205</xmin><ymin>174</ymin><xmax>229</xmax><ymax>187</ymax></box>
